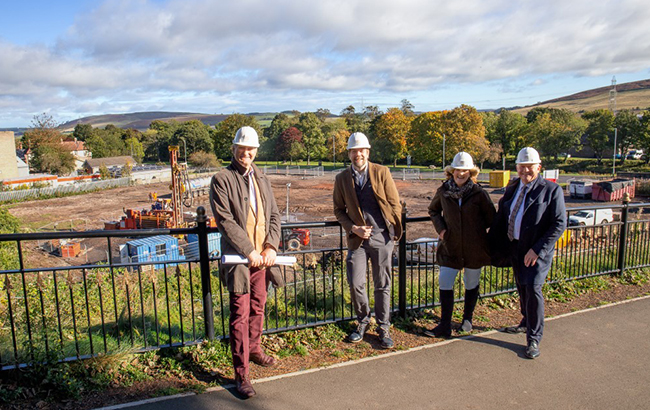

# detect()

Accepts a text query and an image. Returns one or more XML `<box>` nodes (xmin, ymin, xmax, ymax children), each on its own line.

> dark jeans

<box><xmin>229</xmin><ymin>267</ymin><xmax>268</xmax><ymax>378</ymax></box>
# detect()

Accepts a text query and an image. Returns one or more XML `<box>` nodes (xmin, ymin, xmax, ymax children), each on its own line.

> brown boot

<box><xmin>235</xmin><ymin>374</ymin><xmax>256</xmax><ymax>398</ymax></box>
<box><xmin>250</xmin><ymin>351</ymin><xmax>277</xmax><ymax>367</ymax></box>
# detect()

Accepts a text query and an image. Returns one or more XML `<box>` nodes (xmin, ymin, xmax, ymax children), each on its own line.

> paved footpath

<box><xmin>98</xmin><ymin>296</ymin><xmax>650</xmax><ymax>410</ymax></box>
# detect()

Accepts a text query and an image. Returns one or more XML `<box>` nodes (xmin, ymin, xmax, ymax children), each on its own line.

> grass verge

<box><xmin>1</xmin><ymin>268</ymin><xmax>649</xmax><ymax>409</ymax></box>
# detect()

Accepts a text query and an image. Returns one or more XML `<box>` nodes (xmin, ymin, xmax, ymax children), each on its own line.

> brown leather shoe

<box><xmin>250</xmin><ymin>351</ymin><xmax>277</xmax><ymax>367</ymax></box>
<box><xmin>235</xmin><ymin>374</ymin><xmax>256</xmax><ymax>398</ymax></box>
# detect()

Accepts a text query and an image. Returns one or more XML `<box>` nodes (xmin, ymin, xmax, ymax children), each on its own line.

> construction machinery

<box><xmin>107</xmin><ymin>146</ymin><xmax>213</xmax><ymax>230</ymax></box>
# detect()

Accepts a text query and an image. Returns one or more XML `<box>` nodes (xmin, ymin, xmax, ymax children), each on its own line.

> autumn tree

<box><xmin>371</xmin><ymin>107</ymin><xmax>412</xmax><ymax>166</ymax></box>
<box><xmin>262</xmin><ymin>113</ymin><xmax>297</xmax><ymax>160</ymax></box>
<box><xmin>212</xmin><ymin>114</ymin><xmax>262</xmax><ymax>160</ymax></box>
<box><xmin>99</xmin><ymin>163</ymin><xmax>112</xmax><ymax>179</ymax></box>
<box><xmin>439</xmin><ymin>105</ymin><xmax>489</xmax><ymax>165</ymax></box>
<box><xmin>189</xmin><ymin>151</ymin><xmax>220</xmax><ymax>169</ymax></box>
<box><xmin>277</xmin><ymin>127</ymin><xmax>305</xmax><ymax>164</ymax></box>
<box><xmin>296</xmin><ymin>112</ymin><xmax>326</xmax><ymax>164</ymax></box>
<box><xmin>407</xmin><ymin>111</ymin><xmax>444</xmax><ymax>164</ymax></box>
<box><xmin>124</xmin><ymin>137</ymin><xmax>144</xmax><ymax>164</ymax></box>
<box><xmin>22</xmin><ymin>114</ymin><xmax>75</xmax><ymax>175</ymax></box>
<box><xmin>582</xmin><ymin>109</ymin><xmax>615</xmax><ymax>164</ymax></box>
<box><xmin>121</xmin><ymin>161</ymin><xmax>133</xmax><ymax>177</ymax></box>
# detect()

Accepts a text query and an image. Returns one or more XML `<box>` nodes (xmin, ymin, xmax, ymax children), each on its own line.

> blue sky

<box><xmin>1</xmin><ymin>0</ymin><xmax>649</xmax><ymax>128</ymax></box>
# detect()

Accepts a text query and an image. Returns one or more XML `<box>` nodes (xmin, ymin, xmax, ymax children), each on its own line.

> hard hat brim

<box><xmin>234</xmin><ymin>142</ymin><xmax>260</xmax><ymax>148</ymax></box>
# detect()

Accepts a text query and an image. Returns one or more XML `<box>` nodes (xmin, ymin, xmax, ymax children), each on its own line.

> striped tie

<box><xmin>507</xmin><ymin>185</ymin><xmax>528</xmax><ymax>241</ymax></box>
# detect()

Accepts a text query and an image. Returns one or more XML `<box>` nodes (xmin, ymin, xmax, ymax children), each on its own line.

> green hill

<box><xmin>511</xmin><ymin>79</ymin><xmax>650</xmax><ymax>114</ymax></box>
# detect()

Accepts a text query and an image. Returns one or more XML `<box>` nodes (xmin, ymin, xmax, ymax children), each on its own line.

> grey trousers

<box><xmin>346</xmin><ymin>234</ymin><xmax>394</xmax><ymax>331</ymax></box>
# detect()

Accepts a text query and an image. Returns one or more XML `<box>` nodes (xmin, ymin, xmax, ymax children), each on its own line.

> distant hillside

<box><xmin>511</xmin><ymin>79</ymin><xmax>650</xmax><ymax>115</ymax></box>
<box><xmin>58</xmin><ymin>111</ymin><xmax>231</xmax><ymax>132</ymax></box>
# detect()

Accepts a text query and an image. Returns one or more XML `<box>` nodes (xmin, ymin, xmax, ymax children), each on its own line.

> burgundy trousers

<box><xmin>229</xmin><ymin>267</ymin><xmax>269</xmax><ymax>378</ymax></box>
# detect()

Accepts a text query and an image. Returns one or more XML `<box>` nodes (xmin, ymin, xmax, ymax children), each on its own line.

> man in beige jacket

<box><xmin>333</xmin><ymin>132</ymin><xmax>402</xmax><ymax>349</ymax></box>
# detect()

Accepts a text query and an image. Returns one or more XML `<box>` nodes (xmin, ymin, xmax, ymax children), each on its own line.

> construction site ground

<box><xmin>3</xmin><ymin>173</ymin><xmax>647</xmax><ymax>269</ymax></box>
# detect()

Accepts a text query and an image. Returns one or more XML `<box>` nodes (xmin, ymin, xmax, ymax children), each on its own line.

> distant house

<box><xmin>61</xmin><ymin>138</ymin><xmax>92</xmax><ymax>170</ymax></box>
<box><xmin>1</xmin><ymin>131</ymin><xmax>20</xmax><ymax>180</ymax></box>
<box><xmin>83</xmin><ymin>156</ymin><xmax>136</xmax><ymax>175</ymax></box>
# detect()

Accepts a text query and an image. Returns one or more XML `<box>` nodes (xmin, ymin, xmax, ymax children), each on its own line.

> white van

<box><xmin>568</xmin><ymin>209</ymin><xmax>614</xmax><ymax>226</ymax></box>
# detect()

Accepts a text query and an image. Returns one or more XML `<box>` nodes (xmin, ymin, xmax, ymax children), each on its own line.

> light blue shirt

<box><xmin>351</xmin><ymin>165</ymin><xmax>368</xmax><ymax>188</ymax></box>
<box><xmin>509</xmin><ymin>182</ymin><xmax>528</xmax><ymax>240</ymax></box>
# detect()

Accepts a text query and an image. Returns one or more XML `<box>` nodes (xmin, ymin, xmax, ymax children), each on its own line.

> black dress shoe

<box><xmin>348</xmin><ymin>323</ymin><xmax>367</xmax><ymax>343</ymax></box>
<box><xmin>525</xmin><ymin>340</ymin><xmax>540</xmax><ymax>359</ymax></box>
<box><xmin>503</xmin><ymin>325</ymin><xmax>527</xmax><ymax>334</ymax></box>
<box><xmin>423</xmin><ymin>323</ymin><xmax>452</xmax><ymax>339</ymax></box>
<box><xmin>378</xmin><ymin>329</ymin><xmax>394</xmax><ymax>349</ymax></box>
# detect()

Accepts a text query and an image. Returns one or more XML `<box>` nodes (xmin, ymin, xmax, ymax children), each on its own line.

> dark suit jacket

<box><xmin>490</xmin><ymin>176</ymin><xmax>566</xmax><ymax>285</ymax></box>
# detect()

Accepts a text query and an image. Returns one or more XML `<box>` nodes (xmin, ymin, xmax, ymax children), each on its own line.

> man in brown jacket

<box><xmin>333</xmin><ymin>132</ymin><xmax>402</xmax><ymax>349</ymax></box>
<box><xmin>210</xmin><ymin>126</ymin><xmax>283</xmax><ymax>398</ymax></box>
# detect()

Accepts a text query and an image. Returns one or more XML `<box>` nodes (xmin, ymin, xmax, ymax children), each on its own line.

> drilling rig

<box><xmin>107</xmin><ymin>145</ymin><xmax>208</xmax><ymax>230</ymax></box>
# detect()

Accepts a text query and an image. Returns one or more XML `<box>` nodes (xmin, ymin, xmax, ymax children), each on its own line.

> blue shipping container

<box><xmin>185</xmin><ymin>233</ymin><xmax>221</xmax><ymax>261</ymax></box>
<box><xmin>125</xmin><ymin>235</ymin><xmax>184</xmax><ymax>269</ymax></box>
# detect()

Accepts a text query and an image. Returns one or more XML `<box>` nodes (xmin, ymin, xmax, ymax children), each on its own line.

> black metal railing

<box><xmin>1</xmin><ymin>199</ymin><xmax>649</xmax><ymax>371</ymax></box>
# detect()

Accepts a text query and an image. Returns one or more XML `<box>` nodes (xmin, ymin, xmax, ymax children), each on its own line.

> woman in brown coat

<box><xmin>424</xmin><ymin>152</ymin><xmax>496</xmax><ymax>338</ymax></box>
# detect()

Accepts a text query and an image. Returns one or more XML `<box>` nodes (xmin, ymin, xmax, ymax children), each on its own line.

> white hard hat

<box><xmin>232</xmin><ymin>126</ymin><xmax>260</xmax><ymax>148</ymax></box>
<box><xmin>516</xmin><ymin>147</ymin><xmax>541</xmax><ymax>164</ymax></box>
<box><xmin>450</xmin><ymin>152</ymin><xmax>474</xmax><ymax>170</ymax></box>
<box><xmin>347</xmin><ymin>132</ymin><xmax>371</xmax><ymax>150</ymax></box>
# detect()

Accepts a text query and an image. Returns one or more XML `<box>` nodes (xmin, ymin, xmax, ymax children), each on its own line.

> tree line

<box><xmin>19</xmin><ymin>102</ymin><xmax>650</xmax><ymax>175</ymax></box>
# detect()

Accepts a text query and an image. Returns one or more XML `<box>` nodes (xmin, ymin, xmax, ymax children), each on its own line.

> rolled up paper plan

<box><xmin>221</xmin><ymin>254</ymin><xmax>297</xmax><ymax>266</ymax></box>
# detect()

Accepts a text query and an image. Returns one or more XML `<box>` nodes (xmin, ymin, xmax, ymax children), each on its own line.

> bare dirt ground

<box><xmin>5</xmin><ymin>173</ymin><xmax>640</xmax><ymax>269</ymax></box>
<box><xmin>6</xmin><ymin>172</ymin><xmax>634</xmax><ymax>233</ymax></box>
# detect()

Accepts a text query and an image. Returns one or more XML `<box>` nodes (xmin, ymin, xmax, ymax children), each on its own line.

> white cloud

<box><xmin>2</xmin><ymin>0</ymin><xmax>650</xmax><ymax>126</ymax></box>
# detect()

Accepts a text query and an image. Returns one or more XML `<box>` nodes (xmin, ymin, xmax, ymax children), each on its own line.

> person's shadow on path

<box><xmin>462</xmin><ymin>334</ymin><xmax>528</xmax><ymax>359</ymax></box>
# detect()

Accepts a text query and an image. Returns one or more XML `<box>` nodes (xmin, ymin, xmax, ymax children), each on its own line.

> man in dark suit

<box><xmin>492</xmin><ymin>147</ymin><xmax>566</xmax><ymax>359</ymax></box>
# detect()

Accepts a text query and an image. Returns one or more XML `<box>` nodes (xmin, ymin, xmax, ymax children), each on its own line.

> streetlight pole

<box><xmin>442</xmin><ymin>133</ymin><xmax>446</xmax><ymax>168</ymax></box>
<box><xmin>286</xmin><ymin>183</ymin><xmax>291</xmax><ymax>222</ymax></box>
<box><xmin>612</xmin><ymin>128</ymin><xmax>617</xmax><ymax>176</ymax></box>
<box><xmin>332</xmin><ymin>134</ymin><xmax>335</xmax><ymax>168</ymax></box>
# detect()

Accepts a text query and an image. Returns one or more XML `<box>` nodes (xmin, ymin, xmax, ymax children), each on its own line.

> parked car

<box><xmin>568</xmin><ymin>209</ymin><xmax>613</xmax><ymax>226</ymax></box>
<box><xmin>626</xmin><ymin>149</ymin><xmax>644</xmax><ymax>160</ymax></box>
<box><xmin>394</xmin><ymin>237</ymin><xmax>438</xmax><ymax>265</ymax></box>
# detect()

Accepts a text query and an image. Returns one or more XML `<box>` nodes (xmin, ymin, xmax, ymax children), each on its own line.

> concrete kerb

<box><xmin>92</xmin><ymin>293</ymin><xmax>650</xmax><ymax>410</ymax></box>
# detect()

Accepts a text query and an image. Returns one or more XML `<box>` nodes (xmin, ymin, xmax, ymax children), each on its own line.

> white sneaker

<box><xmin>460</xmin><ymin>319</ymin><xmax>473</xmax><ymax>332</ymax></box>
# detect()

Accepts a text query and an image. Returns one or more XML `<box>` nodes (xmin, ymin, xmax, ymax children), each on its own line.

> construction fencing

<box><xmin>261</xmin><ymin>165</ymin><xmax>325</xmax><ymax>178</ymax></box>
<box><xmin>0</xmin><ymin>178</ymin><xmax>132</xmax><ymax>203</ymax></box>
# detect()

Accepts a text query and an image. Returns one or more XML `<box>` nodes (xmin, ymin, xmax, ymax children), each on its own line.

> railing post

<box><xmin>196</xmin><ymin>206</ymin><xmax>215</xmax><ymax>340</ymax></box>
<box><xmin>617</xmin><ymin>193</ymin><xmax>630</xmax><ymax>276</ymax></box>
<box><xmin>398</xmin><ymin>201</ymin><xmax>408</xmax><ymax>318</ymax></box>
